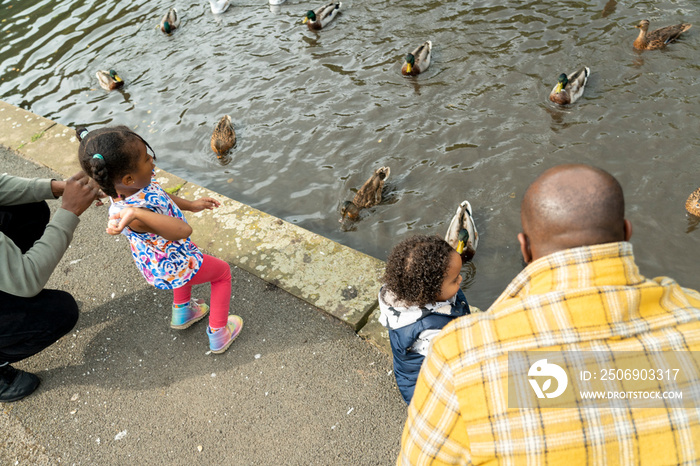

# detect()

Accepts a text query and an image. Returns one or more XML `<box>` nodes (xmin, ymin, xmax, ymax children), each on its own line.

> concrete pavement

<box><xmin>0</xmin><ymin>104</ymin><xmax>407</xmax><ymax>464</ymax></box>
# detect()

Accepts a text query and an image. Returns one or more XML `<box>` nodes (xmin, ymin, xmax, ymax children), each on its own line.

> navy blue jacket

<box><xmin>388</xmin><ymin>289</ymin><xmax>470</xmax><ymax>404</ymax></box>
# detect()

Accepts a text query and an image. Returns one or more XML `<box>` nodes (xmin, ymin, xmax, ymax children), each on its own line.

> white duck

<box><xmin>209</xmin><ymin>0</ymin><xmax>230</xmax><ymax>14</ymax></box>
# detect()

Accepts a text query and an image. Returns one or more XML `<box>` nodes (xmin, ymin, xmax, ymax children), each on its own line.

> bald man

<box><xmin>398</xmin><ymin>164</ymin><xmax>700</xmax><ymax>465</ymax></box>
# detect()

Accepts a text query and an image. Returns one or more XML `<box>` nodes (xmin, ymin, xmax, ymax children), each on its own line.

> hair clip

<box><xmin>92</xmin><ymin>153</ymin><xmax>104</xmax><ymax>160</ymax></box>
<box><xmin>79</xmin><ymin>129</ymin><xmax>89</xmax><ymax>140</ymax></box>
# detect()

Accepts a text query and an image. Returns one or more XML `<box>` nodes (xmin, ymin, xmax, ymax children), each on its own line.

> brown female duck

<box><xmin>211</xmin><ymin>115</ymin><xmax>236</xmax><ymax>157</ymax></box>
<box><xmin>340</xmin><ymin>167</ymin><xmax>390</xmax><ymax>221</ymax></box>
<box><xmin>633</xmin><ymin>19</ymin><xmax>691</xmax><ymax>50</ymax></box>
<box><xmin>686</xmin><ymin>188</ymin><xmax>700</xmax><ymax>217</ymax></box>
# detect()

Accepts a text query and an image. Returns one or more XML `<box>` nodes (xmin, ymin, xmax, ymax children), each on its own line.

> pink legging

<box><xmin>172</xmin><ymin>254</ymin><xmax>231</xmax><ymax>328</ymax></box>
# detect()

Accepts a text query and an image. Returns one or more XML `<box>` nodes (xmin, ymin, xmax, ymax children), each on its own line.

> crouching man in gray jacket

<box><xmin>0</xmin><ymin>170</ymin><xmax>100</xmax><ymax>402</ymax></box>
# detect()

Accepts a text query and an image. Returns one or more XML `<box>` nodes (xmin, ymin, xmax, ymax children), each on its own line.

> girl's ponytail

<box><xmin>75</xmin><ymin>126</ymin><xmax>89</xmax><ymax>142</ymax></box>
<box><xmin>76</xmin><ymin>126</ymin><xmax>117</xmax><ymax>198</ymax></box>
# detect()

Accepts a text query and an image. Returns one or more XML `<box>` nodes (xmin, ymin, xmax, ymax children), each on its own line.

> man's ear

<box><xmin>623</xmin><ymin>219</ymin><xmax>633</xmax><ymax>241</ymax></box>
<box><xmin>518</xmin><ymin>232</ymin><xmax>532</xmax><ymax>264</ymax></box>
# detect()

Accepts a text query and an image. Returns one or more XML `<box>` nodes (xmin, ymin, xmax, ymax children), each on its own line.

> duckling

<box><xmin>96</xmin><ymin>69</ymin><xmax>124</xmax><ymax>91</ymax></box>
<box><xmin>160</xmin><ymin>8</ymin><xmax>180</xmax><ymax>34</ymax></box>
<box><xmin>209</xmin><ymin>0</ymin><xmax>230</xmax><ymax>14</ymax></box>
<box><xmin>303</xmin><ymin>2</ymin><xmax>341</xmax><ymax>30</ymax></box>
<box><xmin>549</xmin><ymin>66</ymin><xmax>590</xmax><ymax>105</ymax></box>
<box><xmin>211</xmin><ymin>115</ymin><xmax>236</xmax><ymax>157</ymax></box>
<box><xmin>633</xmin><ymin>19</ymin><xmax>692</xmax><ymax>50</ymax></box>
<box><xmin>401</xmin><ymin>41</ymin><xmax>432</xmax><ymax>76</ymax></box>
<box><xmin>445</xmin><ymin>200</ymin><xmax>479</xmax><ymax>262</ymax></box>
<box><xmin>340</xmin><ymin>167</ymin><xmax>390</xmax><ymax>221</ymax></box>
<box><xmin>686</xmin><ymin>188</ymin><xmax>700</xmax><ymax>217</ymax></box>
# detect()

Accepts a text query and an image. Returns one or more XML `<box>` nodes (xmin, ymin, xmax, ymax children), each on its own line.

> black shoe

<box><xmin>0</xmin><ymin>364</ymin><xmax>40</xmax><ymax>402</ymax></box>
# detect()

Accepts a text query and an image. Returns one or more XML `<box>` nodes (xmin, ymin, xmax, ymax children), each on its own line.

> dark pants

<box><xmin>0</xmin><ymin>202</ymin><xmax>79</xmax><ymax>365</ymax></box>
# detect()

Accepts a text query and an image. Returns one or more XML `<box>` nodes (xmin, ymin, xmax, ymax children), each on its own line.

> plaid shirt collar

<box><xmin>495</xmin><ymin>241</ymin><xmax>643</xmax><ymax>302</ymax></box>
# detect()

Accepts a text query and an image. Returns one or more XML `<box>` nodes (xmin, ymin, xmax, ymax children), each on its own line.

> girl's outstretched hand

<box><xmin>106</xmin><ymin>208</ymin><xmax>136</xmax><ymax>235</ymax></box>
<box><xmin>189</xmin><ymin>197</ymin><xmax>221</xmax><ymax>212</ymax></box>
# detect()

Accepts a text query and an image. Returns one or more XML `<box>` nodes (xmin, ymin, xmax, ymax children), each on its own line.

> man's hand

<box><xmin>61</xmin><ymin>172</ymin><xmax>101</xmax><ymax>217</ymax></box>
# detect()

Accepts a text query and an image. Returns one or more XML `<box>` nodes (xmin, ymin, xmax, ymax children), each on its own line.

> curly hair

<box><xmin>383</xmin><ymin>234</ymin><xmax>455</xmax><ymax>306</ymax></box>
<box><xmin>75</xmin><ymin>125</ymin><xmax>156</xmax><ymax>198</ymax></box>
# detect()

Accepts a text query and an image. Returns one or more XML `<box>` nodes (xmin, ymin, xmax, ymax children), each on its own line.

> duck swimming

<box><xmin>445</xmin><ymin>200</ymin><xmax>479</xmax><ymax>262</ymax></box>
<box><xmin>549</xmin><ymin>66</ymin><xmax>590</xmax><ymax>105</ymax></box>
<box><xmin>402</xmin><ymin>41</ymin><xmax>432</xmax><ymax>76</ymax></box>
<box><xmin>686</xmin><ymin>188</ymin><xmax>700</xmax><ymax>217</ymax></box>
<box><xmin>340</xmin><ymin>167</ymin><xmax>390</xmax><ymax>221</ymax></box>
<box><xmin>160</xmin><ymin>8</ymin><xmax>180</xmax><ymax>34</ymax></box>
<box><xmin>303</xmin><ymin>2</ymin><xmax>342</xmax><ymax>30</ymax></box>
<box><xmin>209</xmin><ymin>0</ymin><xmax>230</xmax><ymax>14</ymax></box>
<box><xmin>96</xmin><ymin>69</ymin><xmax>124</xmax><ymax>91</ymax></box>
<box><xmin>633</xmin><ymin>19</ymin><xmax>692</xmax><ymax>50</ymax></box>
<box><xmin>211</xmin><ymin>115</ymin><xmax>236</xmax><ymax>157</ymax></box>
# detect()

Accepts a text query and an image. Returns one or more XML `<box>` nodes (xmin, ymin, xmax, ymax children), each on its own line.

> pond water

<box><xmin>1</xmin><ymin>0</ymin><xmax>698</xmax><ymax>309</ymax></box>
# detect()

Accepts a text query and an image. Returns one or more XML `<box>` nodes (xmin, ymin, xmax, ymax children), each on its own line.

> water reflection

<box><xmin>0</xmin><ymin>0</ymin><xmax>698</xmax><ymax>307</ymax></box>
<box><xmin>543</xmin><ymin>105</ymin><xmax>575</xmax><ymax>132</ymax></box>
<box><xmin>602</xmin><ymin>0</ymin><xmax>617</xmax><ymax>18</ymax></box>
<box><xmin>407</xmin><ymin>77</ymin><xmax>423</xmax><ymax>96</ymax></box>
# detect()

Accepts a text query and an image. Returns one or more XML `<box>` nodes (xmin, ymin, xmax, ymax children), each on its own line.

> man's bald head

<box><xmin>519</xmin><ymin>164</ymin><xmax>630</xmax><ymax>262</ymax></box>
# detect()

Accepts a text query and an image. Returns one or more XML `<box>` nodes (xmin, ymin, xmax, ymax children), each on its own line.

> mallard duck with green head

<box><xmin>211</xmin><ymin>115</ymin><xmax>236</xmax><ymax>157</ymax></box>
<box><xmin>633</xmin><ymin>19</ymin><xmax>692</xmax><ymax>50</ymax></box>
<box><xmin>96</xmin><ymin>69</ymin><xmax>124</xmax><ymax>91</ymax></box>
<box><xmin>401</xmin><ymin>41</ymin><xmax>432</xmax><ymax>76</ymax></box>
<box><xmin>340</xmin><ymin>166</ymin><xmax>390</xmax><ymax>221</ymax></box>
<box><xmin>549</xmin><ymin>66</ymin><xmax>590</xmax><ymax>105</ymax></box>
<box><xmin>303</xmin><ymin>2</ymin><xmax>341</xmax><ymax>30</ymax></box>
<box><xmin>445</xmin><ymin>200</ymin><xmax>479</xmax><ymax>262</ymax></box>
<box><xmin>160</xmin><ymin>8</ymin><xmax>180</xmax><ymax>34</ymax></box>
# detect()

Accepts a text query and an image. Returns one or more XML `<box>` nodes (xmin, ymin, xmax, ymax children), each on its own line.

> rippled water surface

<box><xmin>1</xmin><ymin>0</ymin><xmax>698</xmax><ymax>307</ymax></box>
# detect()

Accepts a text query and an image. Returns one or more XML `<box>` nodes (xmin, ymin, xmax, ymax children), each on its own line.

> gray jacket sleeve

<box><xmin>0</xmin><ymin>173</ymin><xmax>55</xmax><ymax>205</ymax></box>
<box><xmin>0</xmin><ymin>174</ymin><xmax>80</xmax><ymax>297</ymax></box>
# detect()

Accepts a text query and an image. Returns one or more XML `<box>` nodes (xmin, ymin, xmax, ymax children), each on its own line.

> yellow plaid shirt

<box><xmin>398</xmin><ymin>242</ymin><xmax>700</xmax><ymax>465</ymax></box>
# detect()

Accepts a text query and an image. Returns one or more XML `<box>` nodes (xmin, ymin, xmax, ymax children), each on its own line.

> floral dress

<box><xmin>109</xmin><ymin>173</ymin><xmax>203</xmax><ymax>290</ymax></box>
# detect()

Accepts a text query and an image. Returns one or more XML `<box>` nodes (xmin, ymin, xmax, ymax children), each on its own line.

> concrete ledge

<box><xmin>0</xmin><ymin>100</ymin><xmax>389</xmax><ymax>349</ymax></box>
<box><xmin>359</xmin><ymin>308</ymin><xmax>392</xmax><ymax>354</ymax></box>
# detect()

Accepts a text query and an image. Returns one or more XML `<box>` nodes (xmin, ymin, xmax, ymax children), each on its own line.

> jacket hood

<box><xmin>378</xmin><ymin>286</ymin><xmax>458</xmax><ymax>330</ymax></box>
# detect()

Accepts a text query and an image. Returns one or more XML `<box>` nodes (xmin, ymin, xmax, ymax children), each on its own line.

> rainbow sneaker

<box><xmin>207</xmin><ymin>315</ymin><xmax>243</xmax><ymax>354</ymax></box>
<box><xmin>170</xmin><ymin>299</ymin><xmax>209</xmax><ymax>330</ymax></box>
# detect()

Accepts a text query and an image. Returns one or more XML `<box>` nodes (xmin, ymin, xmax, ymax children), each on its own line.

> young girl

<box><xmin>76</xmin><ymin>125</ymin><xmax>242</xmax><ymax>354</ymax></box>
<box><xmin>379</xmin><ymin>234</ymin><xmax>471</xmax><ymax>404</ymax></box>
